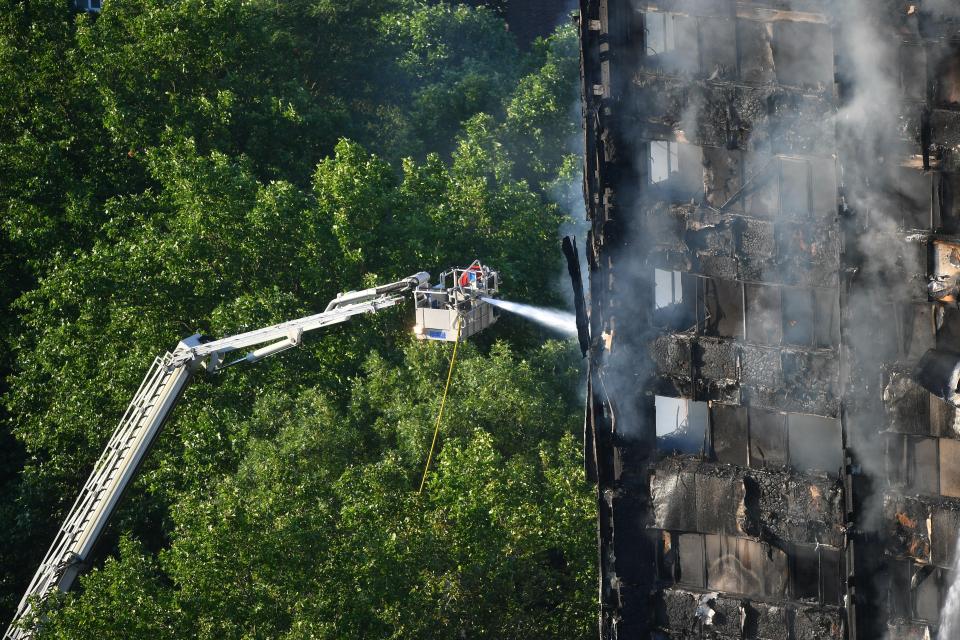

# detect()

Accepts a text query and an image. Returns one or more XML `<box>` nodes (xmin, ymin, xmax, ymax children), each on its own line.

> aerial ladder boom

<box><xmin>4</xmin><ymin>272</ymin><xmax>429</xmax><ymax>640</ymax></box>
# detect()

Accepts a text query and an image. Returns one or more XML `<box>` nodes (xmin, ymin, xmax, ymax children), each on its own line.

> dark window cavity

<box><xmin>772</xmin><ymin>22</ymin><xmax>834</xmax><ymax>90</ymax></box>
<box><xmin>745</xmin><ymin>284</ymin><xmax>782</xmax><ymax>345</ymax></box>
<box><xmin>749</xmin><ymin>407</ymin><xmax>788</xmax><ymax>469</ymax></box>
<box><xmin>701</xmin><ymin>277</ymin><xmax>744</xmax><ymax>339</ymax></box>
<box><xmin>787</xmin><ymin>414</ymin><xmax>843</xmax><ymax>475</ymax></box>
<box><xmin>711</xmin><ymin>404</ymin><xmax>748</xmax><ymax>466</ymax></box>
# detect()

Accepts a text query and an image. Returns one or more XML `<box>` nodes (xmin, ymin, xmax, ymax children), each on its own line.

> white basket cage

<box><xmin>413</xmin><ymin>261</ymin><xmax>500</xmax><ymax>342</ymax></box>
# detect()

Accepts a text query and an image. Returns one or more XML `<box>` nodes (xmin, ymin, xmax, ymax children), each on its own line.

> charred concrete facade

<box><xmin>579</xmin><ymin>1</ymin><xmax>960</xmax><ymax>638</ymax></box>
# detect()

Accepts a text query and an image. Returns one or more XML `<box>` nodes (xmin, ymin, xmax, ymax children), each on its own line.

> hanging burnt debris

<box><xmin>579</xmin><ymin>1</ymin><xmax>960</xmax><ymax>638</ymax></box>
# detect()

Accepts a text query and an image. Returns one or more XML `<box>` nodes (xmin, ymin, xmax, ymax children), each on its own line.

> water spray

<box><xmin>940</xmin><ymin>532</ymin><xmax>960</xmax><ymax>638</ymax></box>
<box><xmin>479</xmin><ymin>297</ymin><xmax>577</xmax><ymax>336</ymax></box>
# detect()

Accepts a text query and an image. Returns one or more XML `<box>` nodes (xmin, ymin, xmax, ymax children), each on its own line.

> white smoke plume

<box><xmin>923</xmin><ymin>0</ymin><xmax>960</xmax><ymax>18</ymax></box>
<box><xmin>940</xmin><ymin>529</ymin><xmax>960</xmax><ymax>637</ymax></box>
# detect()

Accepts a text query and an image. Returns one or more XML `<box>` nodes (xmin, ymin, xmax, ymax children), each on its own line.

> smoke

<box><xmin>822</xmin><ymin>1</ymin><xmax>960</xmax><ymax>635</ymax></box>
<box><xmin>923</xmin><ymin>0</ymin><xmax>960</xmax><ymax>18</ymax></box>
<box><xmin>832</xmin><ymin>0</ymin><xmax>907</xmax><ymax>535</ymax></box>
<box><xmin>940</xmin><ymin>531</ymin><xmax>960</xmax><ymax>638</ymax></box>
<box><xmin>481</xmin><ymin>297</ymin><xmax>577</xmax><ymax>336</ymax></box>
<box><xmin>553</xmin><ymin>140</ymin><xmax>589</xmax><ymax>311</ymax></box>
<box><xmin>549</xmin><ymin>17</ymin><xmax>590</xmax><ymax>313</ymax></box>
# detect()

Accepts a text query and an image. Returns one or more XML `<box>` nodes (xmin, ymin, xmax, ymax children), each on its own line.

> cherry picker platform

<box><xmin>413</xmin><ymin>261</ymin><xmax>500</xmax><ymax>342</ymax></box>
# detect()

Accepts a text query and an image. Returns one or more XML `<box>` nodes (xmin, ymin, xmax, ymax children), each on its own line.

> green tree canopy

<box><xmin>0</xmin><ymin>1</ymin><xmax>593</xmax><ymax>635</ymax></box>
<box><xmin>35</xmin><ymin>343</ymin><xmax>594</xmax><ymax>640</ymax></box>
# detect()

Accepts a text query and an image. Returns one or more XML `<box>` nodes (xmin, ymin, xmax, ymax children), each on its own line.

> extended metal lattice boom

<box><xmin>5</xmin><ymin>272</ymin><xmax>428</xmax><ymax>639</ymax></box>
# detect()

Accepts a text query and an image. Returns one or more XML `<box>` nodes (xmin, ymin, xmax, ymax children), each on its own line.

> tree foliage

<box><xmin>0</xmin><ymin>0</ymin><xmax>592</xmax><ymax>635</ymax></box>
<box><xmin>34</xmin><ymin>345</ymin><xmax>594</xmax><ymax>640</ymax></box>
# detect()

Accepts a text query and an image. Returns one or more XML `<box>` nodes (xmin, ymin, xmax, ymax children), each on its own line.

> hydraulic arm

<box><xmin>4</xmin><ymin>272</ymin><xmax>428</xmax><ymax>640</ymax></box>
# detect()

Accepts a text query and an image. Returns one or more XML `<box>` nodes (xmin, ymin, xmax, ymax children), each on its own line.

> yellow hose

<box><xmin>418</xmin><ymin>317</ymin><xmax>463</xmax><ymax>495</ymax></box>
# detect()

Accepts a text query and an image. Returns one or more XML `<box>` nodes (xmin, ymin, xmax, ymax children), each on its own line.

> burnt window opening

<box><xmin>916</xmin><ymin>437</ymin><xmax>940</xmax><ymax>495</ymax></box>
<box><xmin>932</xmin><ymin>510</ymin><xmax>960</xmax><ymax>567</ymax></box>
<box><xmin>787</xmin><ymin>414</ymin><xmax>843</xmax><ymax>476</ymax></box>
<box><xmin>782</xmin><ymin>288</ymin><xmax>814</xmax><ymax>346</ymax></box>
<box><xmin>745</xmin><ymin>284</ymin><xmax>782</xmax><ymax>345</ymax></box>
<box><xmin>644</xmin><ymin>12</ymin><xmax>677</xmax><ymax>56</ymax></box>
<box><xmin>888</xmin><ymin>557</ymin><xmax>952</xmax><ymax>625</ymax></box>
<box><xmin>639</xmin><ymin>13</ymin><xmax>738</xmax><ymax>79</ymax></box>
<box><xmin>779</xmin><ymin>158</ymin><xmax>811</xmax><ymax>219</ymax></box>
<box><xmin>649</xmin><ymin>469</ymin><xmax>743</xmax><ymax>535</ymax></box>
<box><xmin>648</xmin><ymin>141</ymin><xmax>703</xmax><ymax>198</ymax></box>
<box><xmin>743</xmin><ymin>154</ymin><xmax>780</xmax><ymax>218</ymax></box>
<box><xmin>934</xmin><ymin>173</ymin><xmax>960</xmax><ymax>234</ymax></box>
<box><xmin>654</xmin><ymin>530</ymin><xmax>676</xmax><ymax>583</ymax></box>
<box><xmin>883</xmin><ymin>562</ymin><xmax>960</xmax><ymax>629</ymax></box>
<box><xmin>708</xmin><ymin>403</ymin><xmax>841</xmax><ymax>474</ymax></box>
<box><xmin>743</xmin><ymin>284</ymin><xmax>837</xmax><ymax>348</ymax></box>
<box><xmin>654</xmin><ymin>269</ymin><xmax>697</xmax><ymax>331</ymax></box>
<box><xmin>889</xmin><ymin>560</ymin><xmax>913</xmax><ymax>620</ymax></box>
<box><xmin>703</xmin><ymin>147</ymin><xmax>743</xmax><ymax>211</ymax></box>
<box><xmin>655</xmin><ymin>269</ymin><xmax>684</xmax><ymax>309</ymax></box>
<box><xmin>711</xmin><ymin>404</ymin><xmax>748</xmax><ymax>466</ymax></box>
<box><xmin>705</xmin><ymin>534</ymin><xmax>738</xmax><ymax>593</ymax></box>
<box><xmin>791</xmin><ymin>544</ymin><xmax>820</xmax><ymax>601</ymax></box>
<box><xmin>913</xmin><ymin>436</ymin><xmax>939</xmax><ymax>495</ymax></box>
<box><xmin>737</xmin><ymin>19</ymin><xmax>775</xmax><ymax>85</ymax></box>
<box><xmin>895</xmin><ymin>304</ymin><xmax>935</xmax><ymax>362</ymax></box>
<box><xmin>736</xmin><ymin>536</ymin><xmax>772</xmax><ymax>596</ymax></box>
<box><xmin>737</xmin><ymin>154</ymin><xmax>836</xmax><ymax>219</ymax></box>
<box><xmin>642</xmin><ymin>12</ymin><xmax>699</xmax><ymax>74</ymax></box>
<box><xmin>677</xmin><ymin>533</ymin><xmax>706</xmax><ymax>588</ymax></box>
<box><xmin>692</xmin><ymin>151</ymin><xmax>835</xmax><ymax>220</ymax></box>
<box><xmin>813</xmin><ymin>289</ymin><xmax>841</xmax><ymax>349</ymax></box>
<box><xmin>895</xmin><ymin>168</ymin><xmax>933</xmax><ymax>230</ymax></box>
<box><xmin>912</xmin><ymin>565</ymin><xmax>943</xmax><ymax>624</ymax></box>
<box><xmin>810</xmin><ymin>157</ymin><xmax>839</xmax><ymax>218</ymax></box>
<box><xmin>900</xmin><ymin>45</ymin><xmax>927</xmax><ymax>102</ymax></box>
<box><xmin>748</xmin><ymin>407</ymin><xmax>788</xmax><ymax>469</ymax></box>
<box><xmin>698</xmin><ymin>17</ymin><xmax>737</xmax><ymax>81</ymax></box>
<box><xmin>934</xmin><ymin>305</ymin><xmax>960</xmax><ymax>351</ymax></box>
<box><xmin>885</xmin><ymin>435</ymin><xmax>947</xmax><ymax>496</ymax></box>
<box><xmin>934</xmin><ymin>43</ymin><xmax>960</xmax><ymax>108</ymax></box>
<box><xmin>771</xmin><ymin>22</ymin><xmax>834</xmax><ymax>91</ymax></box>
<box><xmin>883</xmin><ymin>369</ymin><xmax>931</xmax><ymax>437</ymax></box>
<box><xmin>819</xmin><ymin>547</ymin><xmax>843</xmax><ymax>606</ymax></box>
<box><xmin>700</xmin><ymin>277</ymin><xmax>745</xmax><ymax>339</ymax></box>
<box><xmin>650</xmin><ymin>141</ymin><xmax>679</xmax><ymax>185</ymax></box>
<box><xmin>939</xmin><ymin>437</ymin><xmax>960</xmax><ymax>498</ymax></box>
<box><xmin>898</xmin><ymin>237</ymin><xmax>929</xmax><ymax>295</ymax></box>
<box><xmin>791</xmin><ymin>544</ymin><xmax>844</xmax><ymax>605</ymax></box>
<box><xmin>655</xmin><ymin>395</ymin><xmax>709</xmax><ymax>455</ymax></box>
<box><xmin>886</xmin><ymin>435</ymin><xmax>908</xmax><ymax>489</ymax></box>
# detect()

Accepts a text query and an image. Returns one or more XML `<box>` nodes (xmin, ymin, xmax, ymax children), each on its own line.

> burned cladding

<box><xmin>580</xmin><ymin>0</ymin><xmax>960</xmax><ymax>638</ymax></box>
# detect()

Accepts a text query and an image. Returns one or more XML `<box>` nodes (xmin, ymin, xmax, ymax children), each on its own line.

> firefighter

<box><xmin>459</xmin><ymin>260</ymin><xmax>483</xmax><ymax>288</ymax></box>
